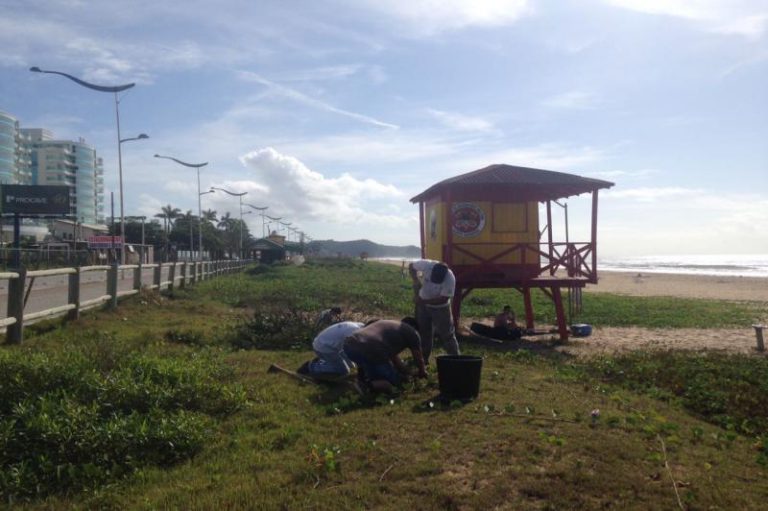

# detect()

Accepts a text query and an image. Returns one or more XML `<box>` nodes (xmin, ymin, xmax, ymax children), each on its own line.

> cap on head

<box><xmin>430</xmin><ymin>263</ymin><xmax>448</xmax><ymax>284</ymax></box>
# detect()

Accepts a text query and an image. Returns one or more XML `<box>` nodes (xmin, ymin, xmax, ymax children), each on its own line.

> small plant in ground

<box><xmin>164</xmin><ymin>329</ymin><xmax>206</xmax><ymax>346</ymax></box>
<box><xmin>230</xmin><ymin>309</ymin><xmax>316</xmax><ymax>350</ymax></box>
<box><xmin>307</xmin><ymin>444</ymin><xmax>342</xmax><ymax>474</ymax></box>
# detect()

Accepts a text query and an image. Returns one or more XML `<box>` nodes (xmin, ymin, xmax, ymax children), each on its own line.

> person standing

<box><xmin>343</xmin><ymin>319</ymin><xmax>427</xmax><ymax>393</ymax></box>
<box><xmin>409</xmin><ymin>259</ymin><xmax>460</xmax><ymax>363</ymax></box>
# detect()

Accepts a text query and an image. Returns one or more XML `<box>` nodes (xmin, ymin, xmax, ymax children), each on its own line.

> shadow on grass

<box><xmin>459</xmin><ymin>331</ymin><xmax>575</xmax><ymax>361</ymax></box>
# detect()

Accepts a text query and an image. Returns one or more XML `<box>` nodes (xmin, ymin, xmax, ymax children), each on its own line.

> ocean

<box><xmin>374</xmin><ymin>254</ymin><xmax>768</xmax><ymax>278</ymax></box>
<box><xmin>599</xmin><ymin>254</ymin><xmax>768</xmax><ymax>278</ymax></box>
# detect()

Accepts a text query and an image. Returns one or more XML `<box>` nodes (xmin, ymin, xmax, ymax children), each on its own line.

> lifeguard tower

<box><xmin>410</xmin><ymin>164</ymin><xmax>614</xmax><ymax>340</ymax></box>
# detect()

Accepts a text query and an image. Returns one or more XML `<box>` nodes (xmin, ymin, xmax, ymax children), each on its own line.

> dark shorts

<box><xmin>343</xmin><ymin>347</ymin><xmax>401</xmax><ymax>386</ymax></box>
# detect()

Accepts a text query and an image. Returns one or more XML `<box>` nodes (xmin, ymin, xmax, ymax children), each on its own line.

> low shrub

<box><xmin>230</xmin><ymin>309</ymin><xmax>316</xmax><ymax>351</ymax></box>
<box><xmin>0</xmin><ymin>348</ymin><xmax>245</xmax><ymax>501</ymax></box>
<box><xmin>583</xmin><ymin>351</ymin><xmax>768</xmax><ymax>436</ymax></box>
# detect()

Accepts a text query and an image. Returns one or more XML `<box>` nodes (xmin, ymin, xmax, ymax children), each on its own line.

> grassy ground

<box><xmin>3</xmin><ymin>259</ymin><xmax>767</xmax><ymax>510</ymax></box>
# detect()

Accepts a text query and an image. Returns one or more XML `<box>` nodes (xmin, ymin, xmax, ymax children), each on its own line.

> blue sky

<box><xmin>1</xmin><ymin>0</ymin><xmax>766</xmax><ymax>257</ymax></box>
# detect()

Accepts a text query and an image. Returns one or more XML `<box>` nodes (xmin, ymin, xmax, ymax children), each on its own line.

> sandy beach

<box><xmin>587</xmin><ymin>270</ymin><xmax>768</xmax><ymax>302</ymax></box>
<box><xmin>378</xmin><ymin>260</ymin><xmax>768</xmax><ymax>356</ymax></box>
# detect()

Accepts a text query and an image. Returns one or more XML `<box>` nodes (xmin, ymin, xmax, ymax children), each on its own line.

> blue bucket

<box><xmin>571</xmin><ymin>324</ymin><xmax>592</xmax><ymax>337</ymax></box>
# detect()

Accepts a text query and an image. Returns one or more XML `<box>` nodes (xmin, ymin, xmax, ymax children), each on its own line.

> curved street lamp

<box><xmin>154</xmin><ymin>154</ymin><xmax>209</xmax><ymax>261</ymax></box>
<box><xmin>264</xmin><ymin>215</ymin><xmax>282</xmax><ymax>237</ymax></box>
<box><xmin>31</xmin><ymin>66</ymin><xmax>137</xmax><ymax>264</ymax></box>
<box><xmin>244</xmin><ymin>203</ymin><xmax>268</xmax><ymax>237</ymax></box>
<box><xmin>210</xmin><ymin>187</ymin><xmax>248</xmax><ymax>259</ymax></box>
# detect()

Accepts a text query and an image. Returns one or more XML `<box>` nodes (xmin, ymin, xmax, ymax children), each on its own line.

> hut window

<box><xmin>492</xmin><ymin>203</ymin><xmax>528</xmax><ymax>233</ymax></box>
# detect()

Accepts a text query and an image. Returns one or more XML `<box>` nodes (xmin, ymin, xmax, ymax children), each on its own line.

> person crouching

<box><xmin>302</xmin><ymin>320</ymin><xmax>365</xmax><ymax>379</ymax></box>
<box><xmin>343</xmin><ymin>318</ymin><xmax>428</xmax><ymax>393</ymax></box>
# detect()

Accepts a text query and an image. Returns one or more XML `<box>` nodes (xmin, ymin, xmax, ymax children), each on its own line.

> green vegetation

<box><xmin>2</xmin><ymin>259</ymin><xmax>766</xmax><ymax>509</ymax></box>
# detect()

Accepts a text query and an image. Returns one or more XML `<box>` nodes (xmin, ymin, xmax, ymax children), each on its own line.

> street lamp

<box><xmin>30</xmin><ymin>66</ymin><xmax>137</xmax><ymax>265</ymax></box>
<box><xmin>154</xmin><ymin>154</ymin><xmax>209</xmax><ymax>261</ymax></box>
<box><xmin>264</xmin><ymin>215</ymin><xmax>282</xmax><ymax>237</ymax></box>
<box><xmin>210</xmin><ymin>187</ymin><xmax>248</xmax><ymax>259</ymax></box>
<box><xmin>126</xmin><ymin>215</ymin><xmax>147</xmax><ymax>262</ymax></box>
<box><xmin>244</xmin><ymin>203</ymin><xmax>268</xmax><ymax>238</ymax></box>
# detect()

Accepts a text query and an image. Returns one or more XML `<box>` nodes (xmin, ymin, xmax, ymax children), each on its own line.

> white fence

<box><xmin>2</xmin><ymin>259</ymin><xmax>251</xmax><ymax>344</ymax></box>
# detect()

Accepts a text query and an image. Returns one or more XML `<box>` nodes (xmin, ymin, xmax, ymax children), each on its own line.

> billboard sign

<box><xmin>1</xmin><ymin>185</ymin><xmax>71</xmax><ymax>215</ymax></box>
<box><xmin>88</xmin><ymin>236</ymin><xmax>123</xmax><ymax>249</ymax></box>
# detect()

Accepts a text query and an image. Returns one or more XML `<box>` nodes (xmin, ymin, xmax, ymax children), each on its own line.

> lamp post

<box><xmin>127</xmin><ymin>215</ymin><xmax>146</xmax><ymax>262</ymax></box>
<box><xmin>244</xmin><ymin>203</ymin><xmax>268</xmax><ymax>238</ymax></box>
<box><xmin>210</xmin><ymin>187</ymin><xmax>248</xmax><ymax>259</ymax></box>
<box><xmin>30</xmin><ymin>66</ymin><xmax>137</xmax><ymax>265</ymax></box>
<box><xmin>154</xmin><ymin>155</ymin><xmax>209</xmax><ymax>261</ymax></box>
<box><xmin>264</xmin><ymin>216</ymin><xmax>282</xmax><ymax>237</ymax></box>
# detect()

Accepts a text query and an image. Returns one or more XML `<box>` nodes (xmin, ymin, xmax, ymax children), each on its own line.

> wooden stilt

<box><xmin>552</xmin><ymin>287</ymin><xmax>569</xmax><ymax>341</ymax></box>
<box><xmin>523</xmin><ymin>287</ymin><xmax>534</xmax><ymax>329</ymax></box>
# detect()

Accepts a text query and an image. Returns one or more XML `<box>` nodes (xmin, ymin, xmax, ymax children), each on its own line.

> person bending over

<box><xmin>302</xmin><ymin>320</ymin><xmax>365</xmax><ymax>379</ymax></box>
<box><xmin>343</xmin><ymin>319</ymin><xmax>427</xmax><ymax>393</ymax></box>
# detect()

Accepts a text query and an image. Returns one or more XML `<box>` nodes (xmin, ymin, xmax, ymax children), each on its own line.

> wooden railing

<box><xmin>2</xmin><ymin>259</ymin><xmax>252</xmax><ymax>344</ymax></box>
<box><xmin>449</xmin><ymin>242</ymin><xmax>597</xmax><ymax>282</ymax></box>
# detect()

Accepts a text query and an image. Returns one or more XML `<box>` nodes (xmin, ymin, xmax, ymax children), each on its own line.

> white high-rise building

<box><xmin>23</xmin><ymin>129</ymin><xmax>105</xmax><ymax>225</ymax></box>
<box><xmin>0</xmin><ymin>111</ymin><xmax>33</xmax><ymax>185</ymax></box>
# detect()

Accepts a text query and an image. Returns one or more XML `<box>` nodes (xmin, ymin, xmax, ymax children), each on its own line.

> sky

<box><xmin>1</xmin><ymin>0</ymin><xmax>766</xmax><ymax>257</ymax></box>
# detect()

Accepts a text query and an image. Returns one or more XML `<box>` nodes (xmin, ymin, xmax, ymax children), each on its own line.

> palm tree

<box><xmin>217</xmin><ymin>212</ymin><xmax>235</xmax><ymax>232</ymax></box>
<box><xmin>155</xmin><ymin>204</ymin><xmax>181</xmax><ymax>235</ymax></box>
<box><xmin>202</xmin><ymin>209</ymin><xmax>217</xmax><ymax>224</ymax></box>
<box><xmin>216</xmin><ymin>212</ymin><xmax>239</xmax><ymax>258</ymax></box>
<box><xmin>155</xmin><ymin>204</ymin><xmax>181</xmax><ymax>262</ymax></box>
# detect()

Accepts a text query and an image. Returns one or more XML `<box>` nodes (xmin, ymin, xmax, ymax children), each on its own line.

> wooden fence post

<box><xmin>134</xmin><ymin>261</ymin><xmax>142</xmax><ymax>291</ymax></box>
<box><xmin>107</xmin><ymin>262</ymin><xmax>118</xmax><ymax>310</ymax></box>
<box><xmin>168</xmin><ymin>263</ymin><xmax>176</xmax><ymax>293</ymax></box>
<box><xmin>179</xmin><ymin>263</ymin><xmax>187</xmax><ymax>289</ymax></box>
<box><xmin>67</xmin><ymin>268</ymin><xmax>80</xmax><ymax>321</ymax></box>
<box><xmin>754</xmin><ymin>325</ymin><xmax>766</xmax><ymax>352</ymax></box>
<box><xmin>190</xmin><ymin>262</ymin><xmax>197</xmax><ymax>284</ymax></box>
<box><xmin>6</xmin><ymin>266</ymin><xmax>26</xmax><ymax>344</ymax></box>
<box><xmin>154</xmin><ymin>264</ymin><xmax>162</xmax><ymax>291</ymax></box>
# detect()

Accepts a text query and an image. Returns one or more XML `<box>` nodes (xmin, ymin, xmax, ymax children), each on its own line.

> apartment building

<box><xmin>0</xmin><ymin>111</ymin><xmax>33</xmax><ymax>185</ymax></box>
<box><xmin>0</xmin><ymin>110</ymin><xmax>105</xmax><ymax>226</ymax></box>
<box><xmin>23</xmin><ymin>128</ymin><xmax>105</xmax><ymax>225</ymax></box>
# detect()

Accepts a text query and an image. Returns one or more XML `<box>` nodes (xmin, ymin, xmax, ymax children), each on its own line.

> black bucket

<box><xmin>436</xmin><ymin>355</ymin><xmax>483</xmax><ymax>403</ymax></box>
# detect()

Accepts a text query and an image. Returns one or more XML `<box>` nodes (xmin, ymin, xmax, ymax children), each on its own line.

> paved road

<box><xmin>0</xmin><ymin>267</ymin><xmax>177</xmax><ymax>321</ymax></box>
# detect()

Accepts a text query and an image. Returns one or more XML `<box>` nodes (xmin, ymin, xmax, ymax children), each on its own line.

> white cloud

<box><xmin>716</xmin><ymin>13</ymin><xmax>768</xmax><ymax>38</ymax></box>
<box><xmin>543</xmin><ymin>91</ymin><xmax>602</xmax><ymax>110</ymax></box>
<box><xmin>237</xmin><ymin>71</ymin><xmax>399</xmax><ymax>129</ymax></box>
<box><xmin>353</xmin><ymin>0</ymin><xmax>532</xmax><ymax>35</ymax></box>
<box><xmin>237</xmin><ymin>147</ymin><xmax>408</xmax><ymax>228</ymax></box>
<box><xmin>274</xmin><ymin>64</ymin><xmax>364</xmax><ymax>82</ymax></box>
<box><xmin>598</xmin><ymin>187</ymin><xmax>768</xmax><ymax>255</ymax></box>
<box><xmin>458</xmin><ymin>144</ymin><xmax>607</xmax><ymax>173</ymax></box>
<box><xmin>603</xmin><ymin>0</ymin><xmax>768</xmax><ymax>38</ymax></box>
<box><xmin>603</xmin><ymin>186</ymin><xmax>702</xmax><ymax>202</ymax></box>
<box><xmin>426</xmin><ymin>109</ymin><xmax>496</xmax><ymax>132</ymax></box>
<box><xmin>591</xmin><ymin>169</ymin><xmax>659</xmax><ymax>179</ymax></box>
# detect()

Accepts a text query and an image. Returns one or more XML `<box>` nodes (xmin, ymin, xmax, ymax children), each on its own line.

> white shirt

<box><xmin>313</xmin><ymin>321</ymin><xmax>364</xmax><ymax>354</ymax></box>
<box><xmin>411</xmin><ymin>259</ymin><xmax>455</xmax><ymax>307</ymax></box>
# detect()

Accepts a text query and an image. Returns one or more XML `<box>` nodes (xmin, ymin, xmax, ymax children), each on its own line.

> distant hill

<box><xmin>306</xmin><ymin>239</ymin><xmax>420</xmax><ymax>259</ymax></box>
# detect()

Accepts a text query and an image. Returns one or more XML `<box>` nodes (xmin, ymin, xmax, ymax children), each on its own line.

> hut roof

<box><xmin>252</xmin><ymin>238</ymin><xmax>285</xmax><ymax>251</ymax></box>
<box><xmin>410</xmin><ymin>164</ymin><xmax>614</xmax><ymax>203</ymax></box>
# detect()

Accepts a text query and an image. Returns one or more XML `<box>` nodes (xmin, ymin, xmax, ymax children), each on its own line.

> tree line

<box><xmin>111</xmin><ymin>205</ymin><xmax>257</xmax><ymax>260</ymax></box>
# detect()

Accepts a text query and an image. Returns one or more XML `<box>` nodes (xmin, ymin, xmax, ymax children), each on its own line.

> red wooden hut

<box><xmin>410</xmin><ymin>164</ymin><xmax>614</xmax><ymax>340</ymax></box>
